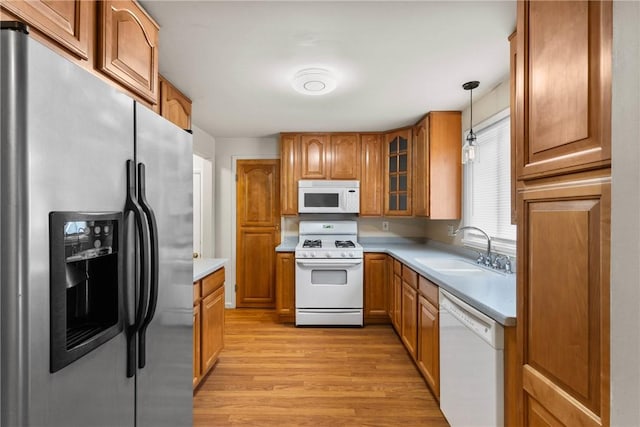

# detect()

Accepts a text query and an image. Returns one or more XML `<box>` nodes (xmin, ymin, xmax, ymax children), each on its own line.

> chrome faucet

<box><xmin>453</xmin><ymin>226</ymin><xmax>492</xmax><ymax>266</ymax></box>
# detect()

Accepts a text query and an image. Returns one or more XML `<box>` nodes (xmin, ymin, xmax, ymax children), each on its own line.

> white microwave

<box><xmin>298</xmin><ymin>180</ymin><xmax>360</xmax><ymax>214</ymax></box>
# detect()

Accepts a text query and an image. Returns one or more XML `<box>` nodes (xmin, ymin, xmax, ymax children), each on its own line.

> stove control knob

<box><xmin>348</xmin><ymin>252</ymin><xmax>354</xmax><ymax>258</ymax></box>
<box><xmin>299</xmin><ymin>252</ymin><xmax>306</xmax><ymax>258</ymax></box>
<box><xmin>326</xmin><ymin>252</ymin><xmax>332</xmax><ymax>258</ymax></box>
<box><xmin>341</xmin><ymin>252</ymin><xmax>347</xmax><ymax>258</ymax></box>
<box><xmin>310</xmin><ymin>252</ymin><xmax>316</xmax><ymax>258</ymax></box>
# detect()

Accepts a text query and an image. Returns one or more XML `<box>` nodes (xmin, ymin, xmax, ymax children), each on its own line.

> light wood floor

<box><xmin>194</xmin><ymin>309</ymin><xmax>449</xmax><ymax>426</ymax></box>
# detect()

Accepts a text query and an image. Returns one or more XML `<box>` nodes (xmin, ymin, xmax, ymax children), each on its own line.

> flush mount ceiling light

<box><xmin>291</xmin><ymin>68</ymin><xmax>337</xmax><ymax>96</ymax></box>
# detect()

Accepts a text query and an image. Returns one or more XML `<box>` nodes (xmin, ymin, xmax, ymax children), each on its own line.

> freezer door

<box><xmin>1</xmin><ymin>31</ymin><xmax>135</xmax><ymax>426</ymax></box>
<box><xmin>135</xmin><ymin>103</ymin><xmax>193</xmax><ymax>427</ymax></box>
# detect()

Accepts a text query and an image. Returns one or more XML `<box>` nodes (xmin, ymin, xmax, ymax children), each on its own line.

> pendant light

<box><xmin>462</xmin><ymin>80</ymin><xmax>479</xmax><ymax>164</ymax></box>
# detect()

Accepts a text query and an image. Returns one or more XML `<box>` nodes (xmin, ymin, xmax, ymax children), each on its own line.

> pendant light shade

<box><xmin>462</xmin><ymin>81</ymin><xmax>479</xmax><ymax>164</ymax></box>
<box><xmin>463</xmin><ymin>80</ymin><xmax>480</xmax><ymax>146</ymax></box>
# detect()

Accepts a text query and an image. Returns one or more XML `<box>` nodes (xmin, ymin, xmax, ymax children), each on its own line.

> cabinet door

<box><xmin>2</xmin><ymin>0</ymin><xmax>92</xmax><ymax>59</ymax></box>
<box><xmin>360</xmin><ymin>134</ymin><xmax>383</xmax><ymax>216</ymax></box>
<box><xmin>427</xmin><ymin>112</ymin><xmax>462</xmax><ymax>220</ymax></box>
<box><xmin>193</xmin><ymin>303</ymin><xmax>201</xmax><ymax>388</ymax></box>
<box><xmin>201</xmin><ymin>285</ymin><xmax>225</xmax><ymax>375</ymax></box>
<box><xmin>364</xmin><ymin>253</ymin><xmax>389</xmax><ymax>324</ymax></box>
<box><xmin>401</xmin><ymin>280</ymin><xmax>418</xmax><ymax>361</ymax></box>
<box><xmin>159</xmin><ymin>76</ymin><xmax>192</xmax><ymax>130</ymax></box>
<box><xmin>518</xmin><ymin>171</ymin><xmax>610</xmax><ymax>427</ymax></box>
<box><xmin>384</xmin><ymin>129</ymin><xmax>412</xmax><ymax>216</ymax></box>
<box><xmin>418</xmin><ymin>295</ymin><xmax>439</xmax><ymax>400</ymax></box>
<box><xmin>509</xmin><ymin>31</ymin><xmax>518</xmax><ymax>225</ymax></box>
<box><xmin>98</xmin><ymin>0</ymin><xmax>159</xmax><ymax>104</ymax></box>
<box><xmin>413</xmin><ymin>118</ymin><xmax>429</xmax><ymax>216</ymax></box>
<box><xmin>280</xmin><ymin>134</ymin><xmax>299</xmax><ymax>215</ymax></box>
<box><xmin>392</xmin><ymin>273</ymin><xmax>402</xmax><ymax>334</ymax></box>
<box><xmin>329</xmin><ymin>134</ymin><xmax>359</xmax><ymax>179</ymax></box>
<box><xmin>515</xmin><ymin>0</ymin><xmax>611</xmax><ymax>179</ymax></box>
<box><xmin>275</xmin><ymin>252</ymin><xmax>295</xmax><ymax>323</ymax></box>
<box><xmin>300</xmin><ymin>134</ymin><xmax>328</xmax><ymax>179</ymax></box>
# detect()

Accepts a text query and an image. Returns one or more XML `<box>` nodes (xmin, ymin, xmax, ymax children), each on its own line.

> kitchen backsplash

<box><xmin>282</xmin><ymin>215</ymin><xmax>459</xmax><ymax>242</ymax></box>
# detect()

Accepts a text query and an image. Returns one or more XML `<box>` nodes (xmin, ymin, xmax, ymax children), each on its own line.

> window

<box><xmin>463</xmin><ymin>108</ymin><xmax>516</xmax><ymax>254</ymax></box>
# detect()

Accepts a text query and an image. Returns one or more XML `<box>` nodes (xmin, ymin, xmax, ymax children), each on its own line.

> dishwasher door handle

<box><xmin>439</xmin><ymin>289</ymin><xmax>503</xmax><ymax>349</ymax></box>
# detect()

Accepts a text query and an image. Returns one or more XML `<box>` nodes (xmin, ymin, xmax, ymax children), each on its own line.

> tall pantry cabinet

<box><xmin>513</xmin><ymin>1</ymin><xmax>611</xmax><ymax>426</ymax></box>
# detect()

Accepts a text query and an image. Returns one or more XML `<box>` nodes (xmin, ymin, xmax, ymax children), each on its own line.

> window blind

<box><xmin>464</xmin><ymin>113</ymin><xmax>516</xmax><ymax>251</ymax></box>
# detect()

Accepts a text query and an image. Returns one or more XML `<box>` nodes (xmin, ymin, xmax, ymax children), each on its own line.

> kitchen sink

<box><xmin>414</xmin><ymin>258</ymin><xmax>499</xmax><ymax>276</ymax></box>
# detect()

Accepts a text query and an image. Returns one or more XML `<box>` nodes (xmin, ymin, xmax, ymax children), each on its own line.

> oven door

<box><xmin>295</xmin><ymin>258</ymin><xmax>363</xmax><ymax>308</ymax></box>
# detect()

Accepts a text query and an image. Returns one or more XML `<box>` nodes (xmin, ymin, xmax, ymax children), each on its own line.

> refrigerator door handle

<box><xmin>136</xmin><ymin>162</ymin><xmax>159</xmax><ymax>369</ymax></box>
<box><xmin>124</xmin><ymin>159</ymin><xmax>150</xmax><ymax>378</ymax></box>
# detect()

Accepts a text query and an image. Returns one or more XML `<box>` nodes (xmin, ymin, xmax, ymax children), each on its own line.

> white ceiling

<box><xmin>140</xmin><ymin>1</ymin><xmax>516</xmax><ymax>138</ymax></box>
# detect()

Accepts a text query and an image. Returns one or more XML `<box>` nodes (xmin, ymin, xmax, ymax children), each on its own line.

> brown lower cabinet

<box><xmin>193</xmin><ymin>267</ymin><xmax>225</xmax><ymax>388</ymax></box>
<box><xmin>275</xmin><ymin>252</ymin><xmax>296</xmax><ymax>323</ymax></box>
<box><xmin>417</xmin><ymin>277</ymin><xmax>440</xmax><ymax>400</ymax></box>
<box><xmin>401</xmin><ymin>266</ymin><xmax>418</xmax><ymax>360</ymax></box>
<box><xmin>364</xmin><ymin>253</ymin><xmax>389</xmax><ymax>324</ymax></box>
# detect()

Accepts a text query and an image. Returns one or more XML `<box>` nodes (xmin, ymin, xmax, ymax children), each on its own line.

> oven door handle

<box><xmin>296</xmin><ymin>259</ymin><xmax>363</xmax><ymax>267</ymax></box>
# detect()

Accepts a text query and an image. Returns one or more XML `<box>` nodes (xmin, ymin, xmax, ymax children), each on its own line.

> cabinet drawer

<box><xmin>393</xmin><ymin>259</ymin><xmax>402</xmax><ymax>276</ymax></box>
<box><xmin>418</xmin><ymin>276</ymin><xmax>438</xmax><ymax>307</ymax></box>
<box><xmin>402</xmin><ymin>266</ymin><xmax>417</xmax><ymax>289</ymax></box>
<box><xmin>202</xmin><ymin>268</ymin><xmax>225</xmax><ymax>297</ymax></box>
<box><xmin>193</xmin><ymin>280</ymin><xmax>201</xmax><ymax>305</ymax></box>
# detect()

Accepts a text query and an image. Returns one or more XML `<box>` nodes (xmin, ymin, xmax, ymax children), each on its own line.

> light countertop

<box><xmin>275</xmin><ymin>239</ymin><xmax>516</xmax><ymax>326</ymax></box>
<box><xmin>193</xmin><ymin>258</ymin><xmax>227</xmax><ymax>282</ymax></box>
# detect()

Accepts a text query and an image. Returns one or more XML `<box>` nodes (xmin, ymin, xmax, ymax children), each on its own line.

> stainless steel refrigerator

<box><xmin>1</xmin><ymin>22</ymin><xmax>193</xmax><ymax>427</ymax></box>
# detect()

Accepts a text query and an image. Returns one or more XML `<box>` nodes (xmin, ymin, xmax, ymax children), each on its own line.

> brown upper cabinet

<box><xmin>299</xmin><ymin>134</ymin><xmax>328</xmax><ymax>179</ymax></box>
<box><xmin>159</xmin><ymin>75</ymin><xmax>192</xmax><ymax>130</ymax></box>
<box><xmin>514</xmin><ymin>0</ymin><xmax>611</xmax><ymax>180</ymax></box>
<box><xmin>384</xmin><ymin>128</ymin><xmax>413</xmax><ymax>216</ymax></box>
<box><xmin>98</xmin><ymin>0</ymin><xmax>160</xmax><ymax>105</ymax></box>
<box><xmin>2</xmin><ymin>0</ymin><xmax>92</xmax><ymax>59</ymax></box>
<box><xmin>360</xmin><ymin>134</ymin><xmax>384</xmax><ymax>216</ymax></box>
<box><xmin>413</xmin><ymin>112</ymin><xmax>462</xmax><ymax>219</ymax></box>
<box><xmin>280</xmin><ymin>134</ymin><xmax>299</xmax><ymax>215</ymax></box>
<box><xmin>329</xmin><ymin>134</ymin><xmax>360</xmax><ymax>179</ymax></box>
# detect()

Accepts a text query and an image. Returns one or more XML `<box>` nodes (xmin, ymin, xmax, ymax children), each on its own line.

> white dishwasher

<box><xmin>439</xmin><ymin>289</ymin><xmax>504</xmax><ymax>427</ymax></box>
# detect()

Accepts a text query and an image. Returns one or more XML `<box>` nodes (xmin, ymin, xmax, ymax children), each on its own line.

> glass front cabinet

<box><xmin>384</xmin><ymin>129</ymin><xmax>412</xmax><ymax>216</ymax></box>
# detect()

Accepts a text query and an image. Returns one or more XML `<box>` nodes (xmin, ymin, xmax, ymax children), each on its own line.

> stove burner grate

<box><xmin>302</xmin><ymin>239</ymin><xmax>322</xmax><ymax>248</ymax></box>
<box><xmin>335</xmin><ymin>240</ymin><xmax>356</xmax><ymax>248</ymax></box>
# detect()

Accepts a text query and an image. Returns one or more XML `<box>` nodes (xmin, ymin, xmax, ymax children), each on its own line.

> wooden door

<box><xmin>413</xmin><ymin>118</ymin><xmax>429</xmax><ymax>216</ymax></box>
<box><xmin>98</xmin><ymin>0</ymin><xmax>159</xmax><ymax>104</ymax></box>
<box><xmin>400</xmin><ymin>266</ymin><xmax>418</xmax><ymax>360</ymax></box>
<box><xmin>201</xmin><ymin>285</ymin><xmax>224</xmax><ymax>374</ymax></box>
<box><xmin>360</xmin><ymin>134</ymin><xmax>384</xmax><ymax>216</ymax></box>
<box><xmin>275</xmin><ymin>252</ymin><xmax>295</xmax><ymax>323</ymax></box>
<box><xmin>159</xmin><ymin>75</ymin><xmax>192</xmax><ymax>130</ymax></box>
<box><xmin>418</xmin><ymin>295</ymin><xmax>439</xmax><ymax>400</ymax></box>
<box><xmin>427</xmin><ymin>112</ymin><xmax>462</xmax><ymax>220</ymax></box>
<box><xmin>329</xmin><ymin>134</ymin><xmax>360</xmax><ymax>179</ymax></box>
<box><xmin>518</xmin><ymin>170</ymin><xmax>610</xmax><ymax>427</ymax></box>
<box><xmin>300</xmin><ymin>135</ymin><xmax>327</xmax><ymax>179</ymax></box>
<box><xmin>236</xmin><ymin>159</ymin><xmax>281</xmax><ymax>308</ymax></box>
<box><xmin>2</xmin><ymin>0</ymin><xmax>92</xmax><ymax>59</ymax></box>
<box><xmin>280</xmin><ymin>134</ymin><xmax>299</xmax><ymax>215</ymax></box>
<box><xmin>515</xmin><ymin>0</ymin><xmax>611</xmax><ymax>179</ymax></box>
<box><xmin>364</xmin><ymin>253</ymin><xmax>389</xmax><ymax>324</ymax></box>
<box><xmin>192</xmin><ymin>302</ymin><xmax>201</xmax><ymax>387</ymax></box>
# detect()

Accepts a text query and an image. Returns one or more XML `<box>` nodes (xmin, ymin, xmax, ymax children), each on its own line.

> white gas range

<box><xmin>295</xmin><ymin>220</ymin><xmax>364</xmax><ymax>326</ymax></box>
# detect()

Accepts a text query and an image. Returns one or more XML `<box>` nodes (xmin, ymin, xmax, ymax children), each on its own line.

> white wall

<box><xmin>214</xmin><ymin>137</ymin><xmax>280</xmax><ymax>307</ymax></box>
<box><xmin>192</xmin><ymin>125</ymin><xmax>216</xmax><ymax>256</ymax></box>
<box><xmin>610</xmin><ymin>1</ymin><xmax>640</xmax><ymax>424</ymax></box>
